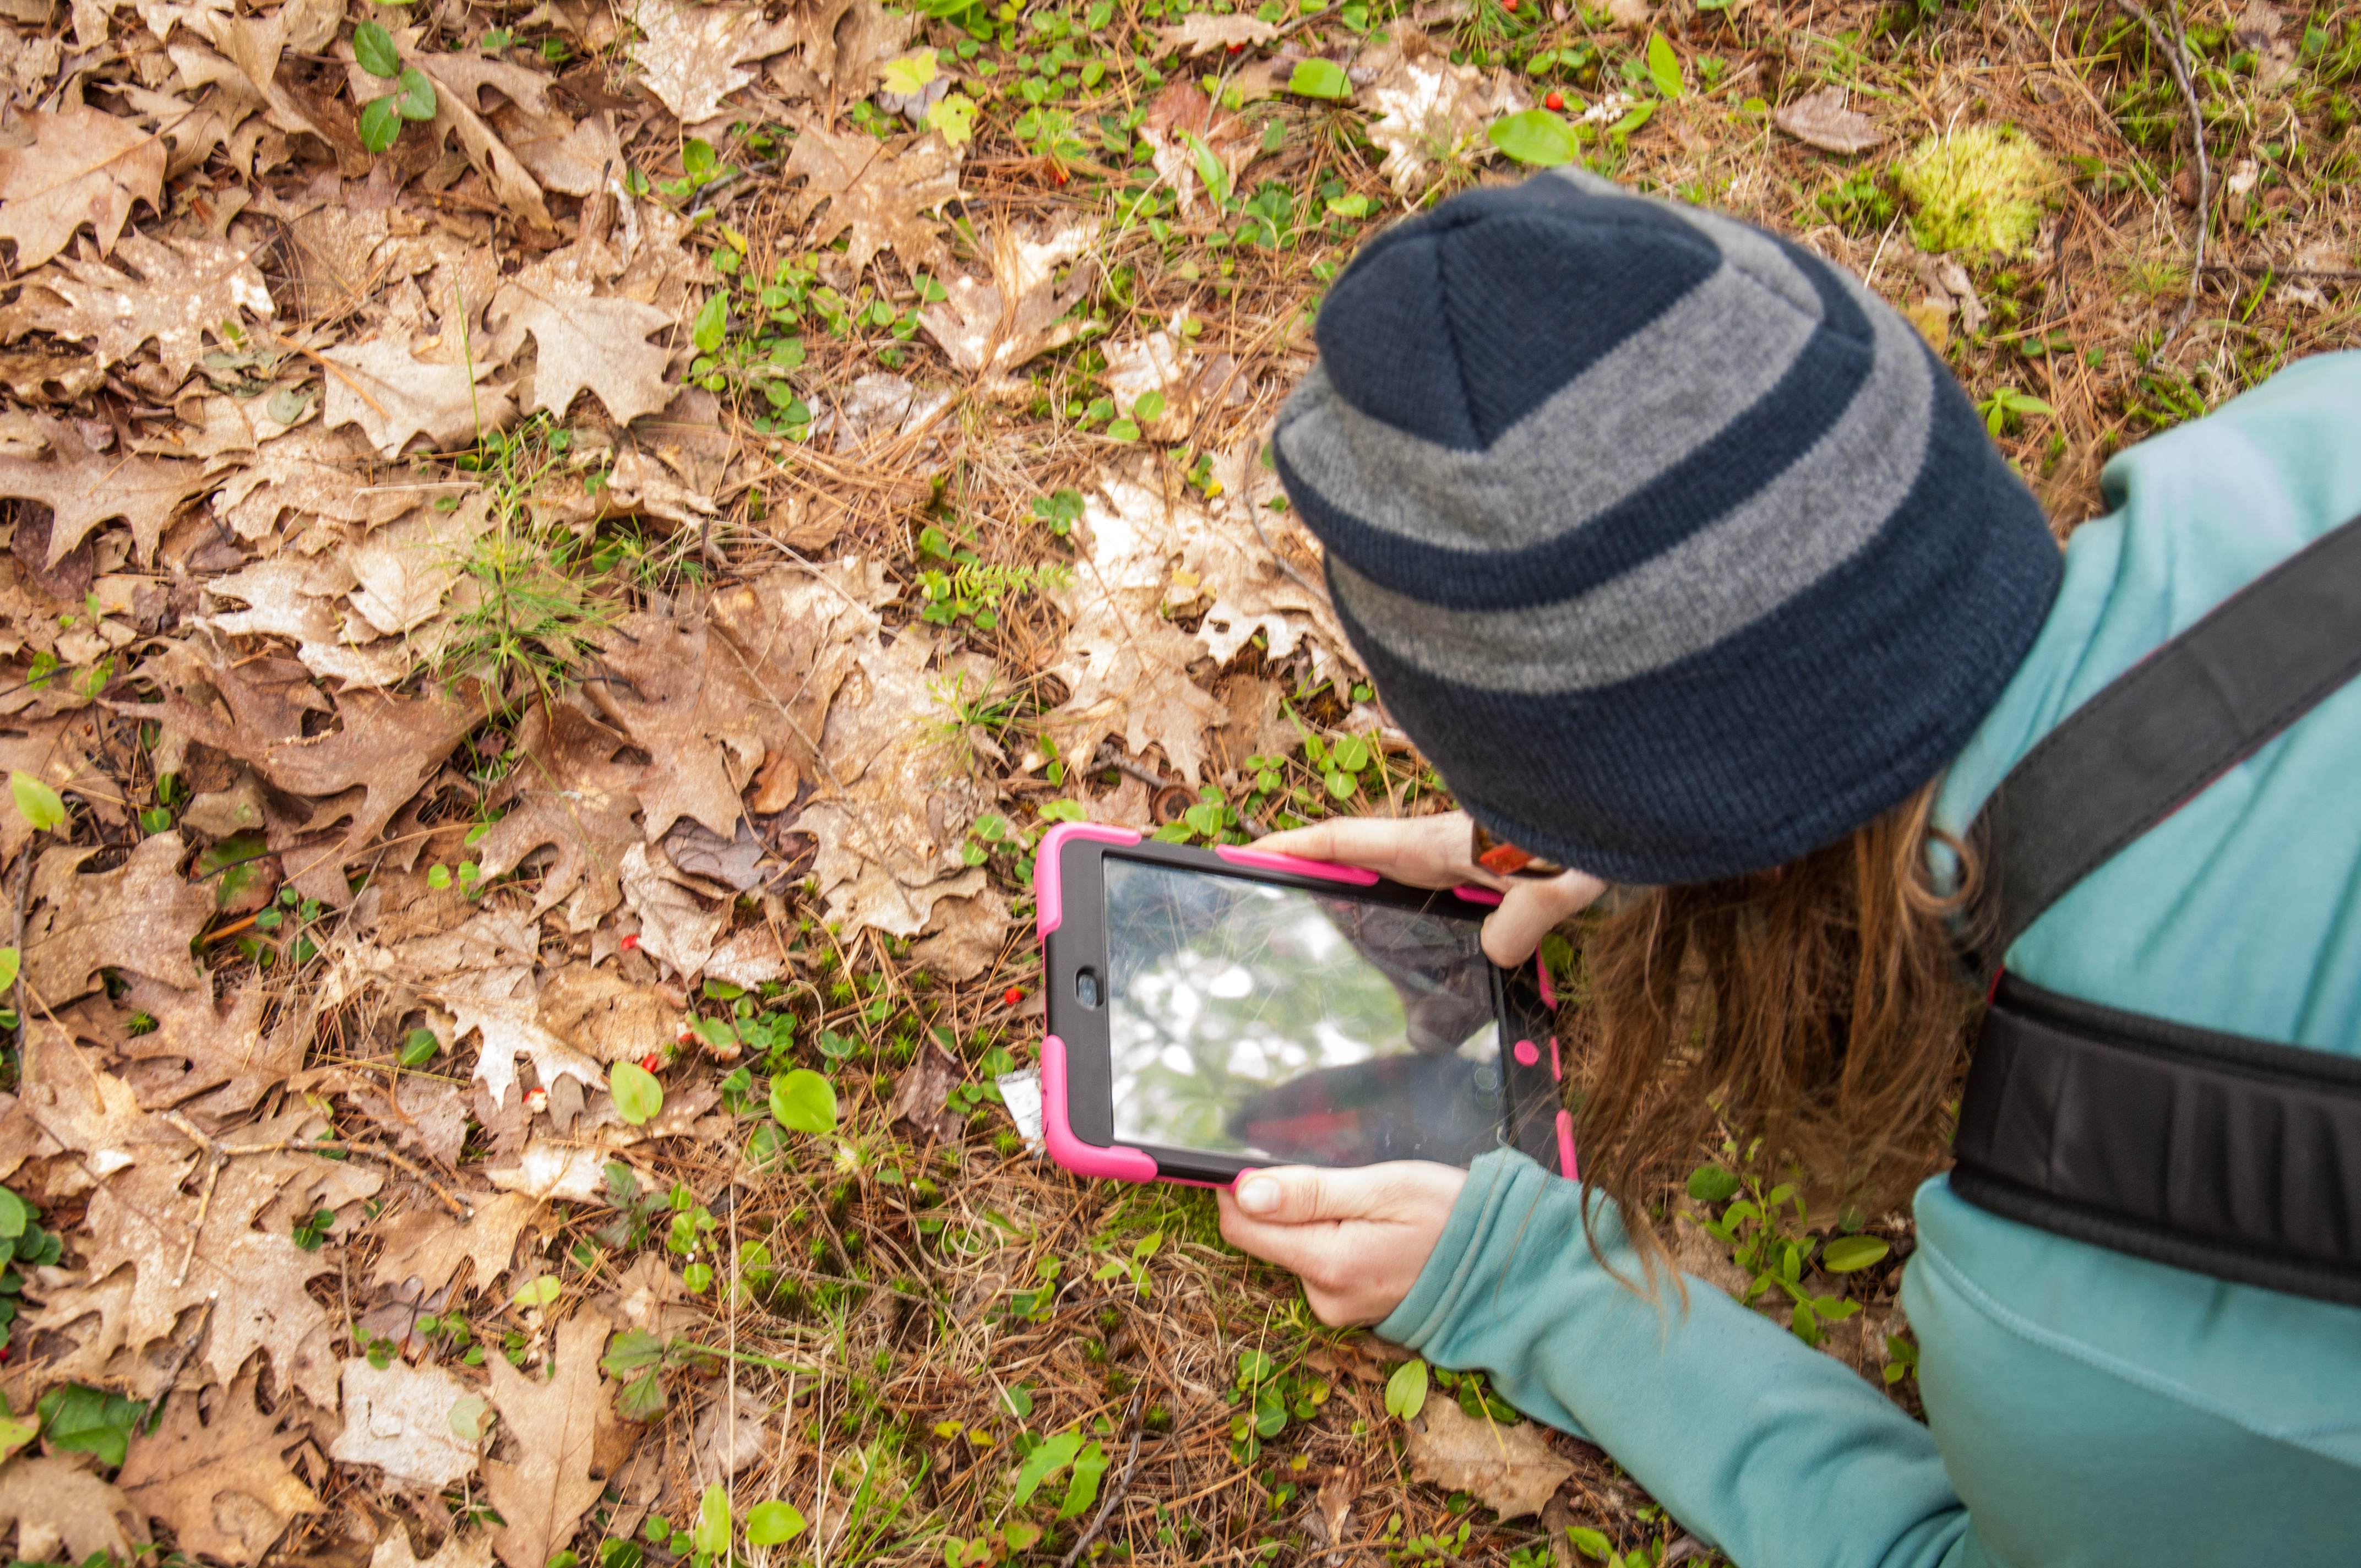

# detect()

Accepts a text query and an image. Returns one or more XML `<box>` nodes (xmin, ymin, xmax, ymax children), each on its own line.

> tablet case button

<box><xmin>1513</xmin><ymin>1038</ymin><xmax>1540</xmax><ymax>1068</ymax></box>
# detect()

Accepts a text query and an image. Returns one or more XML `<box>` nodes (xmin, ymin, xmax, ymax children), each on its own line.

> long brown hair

<box><xmin>1567</xmin><ymin>779</ymin><xmax>1978</xmax><ymax>1273</ymax></box>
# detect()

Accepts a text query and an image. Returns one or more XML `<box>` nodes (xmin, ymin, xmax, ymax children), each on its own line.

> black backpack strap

<box><xmin>1954</xmin><ymin>976</ymin><xmax>2361</xmax><ymax>1306</ymax></box>
<box><xmin>1963</xmin><ymin>511</ymin><xmax>2361</xmax><ymax>984</ymax></box>
<box><xmin>1952</xmin><ymin>510</ymin><xmax>2361</xmax><ymax>1304</ymax></box>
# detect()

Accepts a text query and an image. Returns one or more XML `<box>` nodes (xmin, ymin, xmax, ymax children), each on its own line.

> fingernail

<box><xmin>1237</xmin><ymin>1175</ymin><xmax>1280</xmax><ymax>1214</ymax></box>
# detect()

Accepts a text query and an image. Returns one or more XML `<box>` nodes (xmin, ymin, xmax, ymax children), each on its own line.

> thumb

<box><xmin>1232</xmin><ymin>1166</ymin><xmax>1353</xmax><ymax>1223</ymax></box>
<box><xmin>1481</xmin><ymin>870</ymin><xmax>1608</xmax><ymax>966</ymax></box>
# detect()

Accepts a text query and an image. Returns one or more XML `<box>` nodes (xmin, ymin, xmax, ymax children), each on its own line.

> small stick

<box><xmin>216</xmin><ymin>1137</ymin><xmax>474</xmax><ymax>1220</ymax></box>
<box><xmin>2111</xmin><ymin>0</ymin><xmax>2210</xmax><ymax>347</ymax></box>
<box><xmin>150</xmin><ymin>1295</ymin><xmax>217</xmax><ymax>1396</ymax></box>
<box><xmin>1058</xmin><ymin>1394</ymin><xmax>1147</xmax><ymax>1568</ymax></box>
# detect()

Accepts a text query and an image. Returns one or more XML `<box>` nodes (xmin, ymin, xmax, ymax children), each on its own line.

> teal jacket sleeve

<box><xmin>1378</xmin><ymin>1149</ymin><xmax>1977</xmax><ymax>1568</ymax></box>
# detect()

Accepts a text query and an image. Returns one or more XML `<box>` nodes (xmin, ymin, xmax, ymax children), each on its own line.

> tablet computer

<box><xmin>1034</xmin><ymin>822</ymin><xmax>1576</xmax><ymax>1188</ymax></box>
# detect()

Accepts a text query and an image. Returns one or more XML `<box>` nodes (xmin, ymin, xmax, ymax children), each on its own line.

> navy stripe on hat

<box><xmin>1274</xmin><ymin>167</ymin><xmax>2063</xmax><ymax>884</ymax></box>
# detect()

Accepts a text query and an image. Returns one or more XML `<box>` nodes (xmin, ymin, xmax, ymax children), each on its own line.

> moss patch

<box><xmin>1897</xmin><ymin>124</ymin><xmax>2058</xmax><ymax>254</ymax></box>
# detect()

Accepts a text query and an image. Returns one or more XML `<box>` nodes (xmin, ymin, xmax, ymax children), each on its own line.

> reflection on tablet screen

<box><xmin>1103</xmin><ymin>858</ymin><xmax>1504</xmax><ymax>1167</ymax></box>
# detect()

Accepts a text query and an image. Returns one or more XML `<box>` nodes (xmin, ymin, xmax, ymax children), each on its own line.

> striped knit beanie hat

<box><xmin>1272</xmin><ymin>167</ymin><xmax>2063</xmax><ymax>886</ymax></box>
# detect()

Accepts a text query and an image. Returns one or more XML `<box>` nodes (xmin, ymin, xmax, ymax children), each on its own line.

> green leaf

<box><xmin>1685</xmin><ymin>1164</ymin><xmax>1741</xmax><ymax>1204</ymax></box>
<box><xmin>610</xmin><ymin>1060</ymin><xmax>664</xmax><ymax>1125</ymax></box>
<box><xmin>449</xmin><ymin>1392</ymin><xmax>495</xmax><ymax>1441</ymax></box>
<box><xmin>928</xmin><ymin>91</ymin><xmax>979</xmax><ymax>146</ymax></box>
<box><xmin>1107</xmin><ymin>417</ymin><xmax>1141</xmax><ymax>442</ymax></box>
<box><xmin>400</xmin><ymin>1027</ymin><xmax>440</xmax><ymax>1068</ymax></box>
<box><xmin>0</xmin><ymin>949</ymin><xmax>15</xmax><ymax>995</ymax></box>
<box><xmin>746</xmin><ymin>1501</ymin><xmax>807</xmax><ymax>1547</ymax></box>
<box><xmin>616</xmin><ymin>1369</ymin><xmax>668</xmax><ymax>1420</ymax></box>
<box><xmin>694</xmin><ymin>1484</ymin><xmax>731</xmax><ymax>1558</ymax></box>
<box><xmin>769</xmin><ymin>1068</ymin><xmax>838</xmax><ymax>1134</ymax></box>
<box><xmin>9</xmin><ymin>774</ymin><xmax>64</xmax><ymax>832</ymax></box>
<box><xmin>1646</xmin><ymin>31</ymin><xmax>1683</xmax><ymax>99</ymax></box>
<box><xmin>682</xmin><ymin>137</ymin><xmax>718</xmax><ymax>183</ymax></box>
<box><xmin>0</xmin><ymin>1190</ymin><xmax>23</xmax><ymax>1241</ymax></box>
<box><xmin>600</xmin><ymin>1328</ymin><xmax>667</xmax><ymax>1376</ymax></box>
<box><xmin>1488</xmin><ymin>108</ymin><xmax>1583</xmax><ymax>166</ymax></box>
<box><xmin>354</xmin><ymin>19</ymin><xmax>401</xmax><ymax>77</ymax></box>
<box><xmin>358</xmin><ymin>95</ymin><xmax>404</xmax><ymax>154</ymax></box>
<box><xmin>1134</xmin><ymin>388</ymin><xmax>1166</xmax><ymax>422</ymax></box>
<box><xmin>1001</xmin><ymin>1521</ymin><xmax>1043</xmax><ymax>1552</ymax></box>
<box><xmin>396</xmin><ymin>66</ymin><xmax>437</xmax><ymax>121</ymax></box>
<box><xmin>1011</xmin><ymin>1430</ymin><xmax>1083</xmax><ymax>1506</ymax></box>
<box><xmin>1235</xmin><ymin>1347</ymin><xmax>1274</xmax><ymax>1387</ymax></box>
<box><xmin>1287</xmin><ymin>57</ymin><xmax>1351</xmax><ymax>99</ymax></box>
<box><xmin>1384</xmin><ymin>1358</ymin><xmax>1428</xmax><ymax>1421</ymax></box>
<box><xmin>1567</xmin><ymin>1527</ymin><xmax>1614</xmax><ymax>1558</ymax></box>
<box><xmin>1609</xmin><ymin>100</ymin><xmax>1656</xmax><ymax>138</ymax></box>
<box><xmin>693</xmin><ymin>293</ymin><xmax>728</xmax><ymax>355</ymax></box>
<box><xmin>881</xmin><ymin>47</ymin><xmax>938</xmax><ymax>97</ymax></box>
<box><xmin>1820</xmin><ymin>1234</ymin><xmax>1891</xmax><ymax>1273</ymax></box>
<box><xmin>512</xmin><ymin>1275</ymin><xmax>562</xmax><ymax>1310</ymax></box>
<box><xmin>37</xmin><ymin>1385</ymin><xmax>144</xmax><ymax>1469</ymax></box>
<box><xmin>1058</xmin><ymin>1439</ymin><xmax>1109</xmax><ymax>1518</ymax></box>
<box><xmin>0</xmin><ymin>1413</ymin><xmax>36</xmax><ymax>1461</ymax></box>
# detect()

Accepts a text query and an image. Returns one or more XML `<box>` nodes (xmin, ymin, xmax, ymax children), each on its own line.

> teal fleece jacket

<box><xmin>1375</xmin><ymin>352</ymin><xmax>2361</xmax><ymax>1567</ymax></box>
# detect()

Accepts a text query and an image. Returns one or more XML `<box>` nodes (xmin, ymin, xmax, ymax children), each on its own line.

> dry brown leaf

<box><xmin>12</xmin><ymin>1023</ymin><xmax>184</xmax><ymax>1178</ymax></box>
<box><xmin>1155</xmin><ymin>13</ymin><xmax>1277</xmax><ymax>55</ymax></box>
<box><xmin>208</xmin><ymin>424</ymin><xmax>414</xmax><ymax>540</ymax></box>
<box><xmin>1404</xmin><ymin>1399</ymin><xmax>1573</xmax><ymax>1521</ymax></box>
<box><xmin>336</xmin><ymin>30</ymin><xmax>555</xmax><ymax>228</ymax></box>
<box><xmin>0</xmin><ymin>1456</ymin><xmax>150</xmax><ymax>1565</ymax></box>
<box><xmin>369</xmin><ymin>1191</ymin><xmax>534</xmax><ymax>1297</ymax></box>
<box><xmin>483</xmin><ymin>1309</ymin><xmax>614</xmax><ymax>1568</ymax></box>
<box><xmin>111</xmin><ymin>977</ymin><xmax>293</xmax><ymax>1118</ymax></box>
<box><xmin>197</xmin><ymin>9</ymin><xmax>325</xmax><ymax>138</ymax></box>
<box><xmin>1772</xmin><ymin>87</ymin><xmax>1886</xmax><ymax>155</ymax></box>
<box><xmin>322</xmin><ymin>335</ymin><xmax>517</xmax><ymax>459</ymax></box>
<box><xmin>919</xmin><ymin>218</ymin><xmax>1099</xmax><ymax>384</ymax></box>
<box><xmin>619</xmin><ymin>843</ymin><xmax>724</xmax><ymax>979</ymax></box>
<box><xmin>329</xmin><ymin>1356</ymin><xmax>482</xmax><ymax>1490</ymax></box>
<box><xmin>32</xmin><ymin>1109</ymin><xmax>373</xmax><ymax>1404</ymax></box>
<box><xmin>0</xmin><ymin>713</ymin><xmax>126</xmax><ymax>866</ymax></box>
<box><xmin>493</xmin><ymin>284</ymin><xmax>676</xmax><ymax>427</ymax></box>
<box><xmin>357</xmin><ymin>913</ymin><xmax>605</xmax><ymax>1108</ymax></box>
<box><xmin>801</xmin><ymin>628</ymin><xmax>999</xmax><ymax>938</ymax></box>
<box><xmin>1316</xmin><ymin>1462</ymin><xmax>1363</xmax><ymax>1553</ymax></box>
<box><xmin>888</xmin><ymin>1033</ymin><xmax>966</xmax><ymax>1142</ymax></box>
<box><xmin>537</xmin><ymin>962</ymin><xmax>679</xmax><ymax>1064</ymax></box>
<box><xmin>341</xmin><ymin>499</ymin><xmax>493</xmax><ymax>640</ymax></box>
<box><xmin>630</xmin><ymin>0</ymin><xmax>802</xmax><ymax>122</ymax></box>
<box><xmin>798</xmin><ymin>0</ymin><xmax>915</xmax><ymax>92</ymax></box>
<box><xmin>118</xmin><ymin>1367</ymin><xmax>320</xmax><ymax>1565</ymax></box>
<box><xmin>906</xmin><ymin>885</ymin><xmax>1010</xmax><ymax>982</ymax></box>
<box><xmin>0</xmin><ymin>106</ymin><xmax>166</xmax><ymax>271</ymax></box>
<box><xmin>344</xmin><ymin>1071</ymin><xmax>470</xmax><ymax>1165</ymax></box>
<box><xmin>0</xmin><ymin>416</ymin><xmax>204</xmax><ymax>568</ymax></box>
<box><xmin>20</xmin><ymin>230</ymin><xmax>273</xmax><ymax>382</ymax></box>
<box><xmin>503</xmin><ymin>107</ymin><xmax>624</xmax><ymax>198</ymax></box>
<box><xmin>22</xmin><ymin>832</ymin><xmax>211</xmax><ymax>1004</ymax></box>
<box><xmin>1362</xmin><ymin>26</ymin><xmax>1524</xmax><ymax>196</ymax></box>
<box><xmin>472</xmin><ymin>703</ymin><xmax>644</xmax><ymax>931</ymax></box>
<box><xmin>375</xmin><ymin>1527</ymin><xmax>497</xmax><ymax>1568</ymax></box>
<box><xmin>783</xmin><ymin>116</ymin><xmax>960</xmax><ymax>276</ymax></box>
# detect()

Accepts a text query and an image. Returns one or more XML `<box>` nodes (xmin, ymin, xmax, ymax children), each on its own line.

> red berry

<box><xmin>1003</xmin><ymin>986</ymin><xmax>1024</xmax><ymax>1006</ymax></box>
<box><xmin>1227</xmin><ymin>40</ymin><xmax>1244</xmax><ymax>52</ymax></box>
<box><xmin>619</xmin><ymin>933</ymin><xmax>640</xmax><ymax>951</ymax></box>
<box><xmin>1545</xmin><ymin>90</ymin><xmax>1564</xmax><ymax>111</ymax></box>
<box><xmin>1503</xmin><ymin>0</ymin><xmax>1517</xmax><ymax>9</ymax></box>
<box><xmin>640</xmin><ymin>1052</ymin><xmax>664</xmax><ymax>1073</ymax></box>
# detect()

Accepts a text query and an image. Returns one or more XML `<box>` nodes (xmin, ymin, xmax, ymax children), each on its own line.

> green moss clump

<box><xmin>1897</xmin><ymin>124</ymin><xmax>2058</xmax><ymax>255</ymax></box>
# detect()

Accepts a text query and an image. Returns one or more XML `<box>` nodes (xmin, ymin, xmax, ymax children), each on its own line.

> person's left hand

<box><xmin>1217</xmin><ymin>1162</ymin><xmax>1468</xmax><ymax>1325</ymax></box>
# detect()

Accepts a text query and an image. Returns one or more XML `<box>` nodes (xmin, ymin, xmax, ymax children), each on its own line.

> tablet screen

<box><xmin>1102</xmin><ymin>857</ymin><xmax>1504</xmax><ymax>1167</ymax></box>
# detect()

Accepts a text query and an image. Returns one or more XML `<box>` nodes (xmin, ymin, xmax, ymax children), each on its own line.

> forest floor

<box><xmin>0</xmin><ymin>0</ymin><xmax>2353</xmax><ymax>1565</ymax></box>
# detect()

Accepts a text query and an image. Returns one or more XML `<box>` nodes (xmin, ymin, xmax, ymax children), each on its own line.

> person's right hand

<box><xmin>1256</xmin><ymin>812</ymin><xmax>1605</xmax><ymax>965</ymax></box>
<box><xmin>1217</xmin><ymin>1161</ymin><xmax>1468</xmax><ymax>1325</ymax></box>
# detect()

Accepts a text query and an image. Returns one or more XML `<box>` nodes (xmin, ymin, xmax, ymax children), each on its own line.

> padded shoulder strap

<box><xmin>1964</xmin><ymin>511</ymin><xmax>2361</xmax><ymax>982</ymax></box>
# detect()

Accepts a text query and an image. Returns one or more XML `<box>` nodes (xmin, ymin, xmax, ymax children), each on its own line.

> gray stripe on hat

<box><xmin>1277</xmin><ymin>222</ymin><xmax>1825</xmax><ymax>557</ymax></box>
<box><xmin>1323</xmin><ymin>291</ymin><xmax>1936</xmax><ymax>695</ymax></box>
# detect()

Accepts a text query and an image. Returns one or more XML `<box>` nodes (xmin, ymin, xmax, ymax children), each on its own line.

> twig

<box><xmin>1091</xmin><ymin>743</ymin><xmax>1174</xmax><ymax>791</ymax></box>
<box><xmin>215</xmin><ymin>1136</ymin><xmax>474</xmax><ymax>1219</ymax></box>
<box><xmin>1058</xmin><ymin>1394</ymin><xmax>1146</xmax><ymax>1568</ymax></box>
<box><xmin>149</xmin><ymin>1295</ymin><xmax>216</xmax><ymax>1396</ymax></box>
<box><xmin>2112</xmin><ymin>0</ymin><xmax>2210</xmax><ymax>347</ymax></box>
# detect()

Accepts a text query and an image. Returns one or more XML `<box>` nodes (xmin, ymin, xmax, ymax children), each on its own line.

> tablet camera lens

<box><xmin>1472</xmin><ymin>1062</ymin><xmax>1502</xmax><ymax>1096</ymax></box>
<box><xmin>1075</xmin><ymin>969</ymin><xmax>1102</xmax><ymax>1008</ymax></box>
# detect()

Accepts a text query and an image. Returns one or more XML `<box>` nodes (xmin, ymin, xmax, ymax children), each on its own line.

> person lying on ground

<box><xmin>1215</xmin><ymin>166</ymin><xmax>2361</xmax><ymax>1568</ymax></box>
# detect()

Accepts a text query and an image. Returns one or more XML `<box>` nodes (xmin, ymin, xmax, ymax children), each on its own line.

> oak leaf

<box><xmin>1361</xmin><ymin>27</ymin><xmax>1524</xmax><ymax>195</ymax></box>
<box><xmin>470</xmin><ymin>703</ymin><xmax>645</xmax><ymax>930</ymax></box>
<box><xmin>322</xmin><ymin>335</ymin><xmax>516</xmax><ymax>458</ymax></box>
<box><xmin>1772</xmin><ymin>87</ymin><xmax>1887</xmax><ymax>155</ymax></box>
<box><xmin>906</xmin><ymin>885</ymin><xmax>1011</xmax><ymax>982</ymax></box>
<box><xmin>195</xmin><ymin>9</ymin><xmax>325</xmax><ymax>138</ymax></box>
<box><xmin>23</xmin><ymin>832</ymin><xmax>211</xmax><ymax>1004</ymax></box>
<box><xmin>0</xmin><ymin>1456</ymin><xmax>150</xmax><ymax>1565</ymax></box>
<box><xmin>0</xmin><ymin>106</ymin><xmax>166</xmax><ymax>270</ymax></box>
<box><xmin>376</xmin><ymin>1528</ymin><xmax>496</xmax><ymax>1568</ymax></box>
<box><xmin>368</xmin><ymin>1191</ymin><xmax>534</xmax><ymax>1298</ymax></box>
<box><xmin>329</xmin><ymin>1357</ymin><xmax>482</xmax><ymax>1490</ymax></box>
<box><xmin>1403</xmin><ymin>1398</ymin><xmax>1572</xmax><ymax>1521</ymax></box>
<box><xmin>20</xmin><ymin>230</ymin><xmax>273</xmax><ymax>382</ymax></box>
<box><xmin>537</xmin><ymin>962</ymin><xmax>681</xmax><ymax>1064</ymax></box>
<box><xmin>782</xmin><ymin>116</ymin><xmax>960</xmax><ymax>275</ymax></box>
<box><xmin>12</xmin><ymin>1022</ymin><xmax>184</xmax><ymax>1179</ymax></box>
<box><xmin>111</xmin><ymin>976</ymin><xmax>295</xmax><ymax>1119</ymax></box>
<box><xmin>618</xmin><ymin>843</ymin><xmax>723</xmax><ymax>979</ymax></box>
<box><xmin>919</xmin><ymin>218</ymin><xmax>1100</xmax><ymax>384</ymax></box>
<box><xmin>208</xmin><ymin>424</ymin><xmax>415</xmax><ymax>541</ymax></box>
<box><xmin>117</xmin><ymin>1367</ymin><xmax>320</xmax><ymax>1565</ymax></box>
<box><xmin>360</xmin><ymin>913</ymin><xmax>605</xmax><ymax>1108</ymax></box>
<box><xmin>1155</xmin><ymin>13</ymin><xmax>1278</xmax><ymax>55</ymax></box>
<box><xmin>339</xmin><ymin>30</ymin><xmax>556</xmax><ymax>228</ymax></box>
<box><xmin>482</xmin><ymin>1309</ymin><xmax>616</xmax><ymax>1568</ymax></box>
<box><xmin>489</xmin><ymin>281</ymin><xmax>676</xmax><ymax>427</ymax></box>
<box><xmin>629</xmin><ymin>0</ymin><xmax>802</xmax><ymax>123</ymax></box>
<box><xmin>0</xmin><ymin>416</ymin><xmax>205</xmax><ymax>568</ymax></box>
